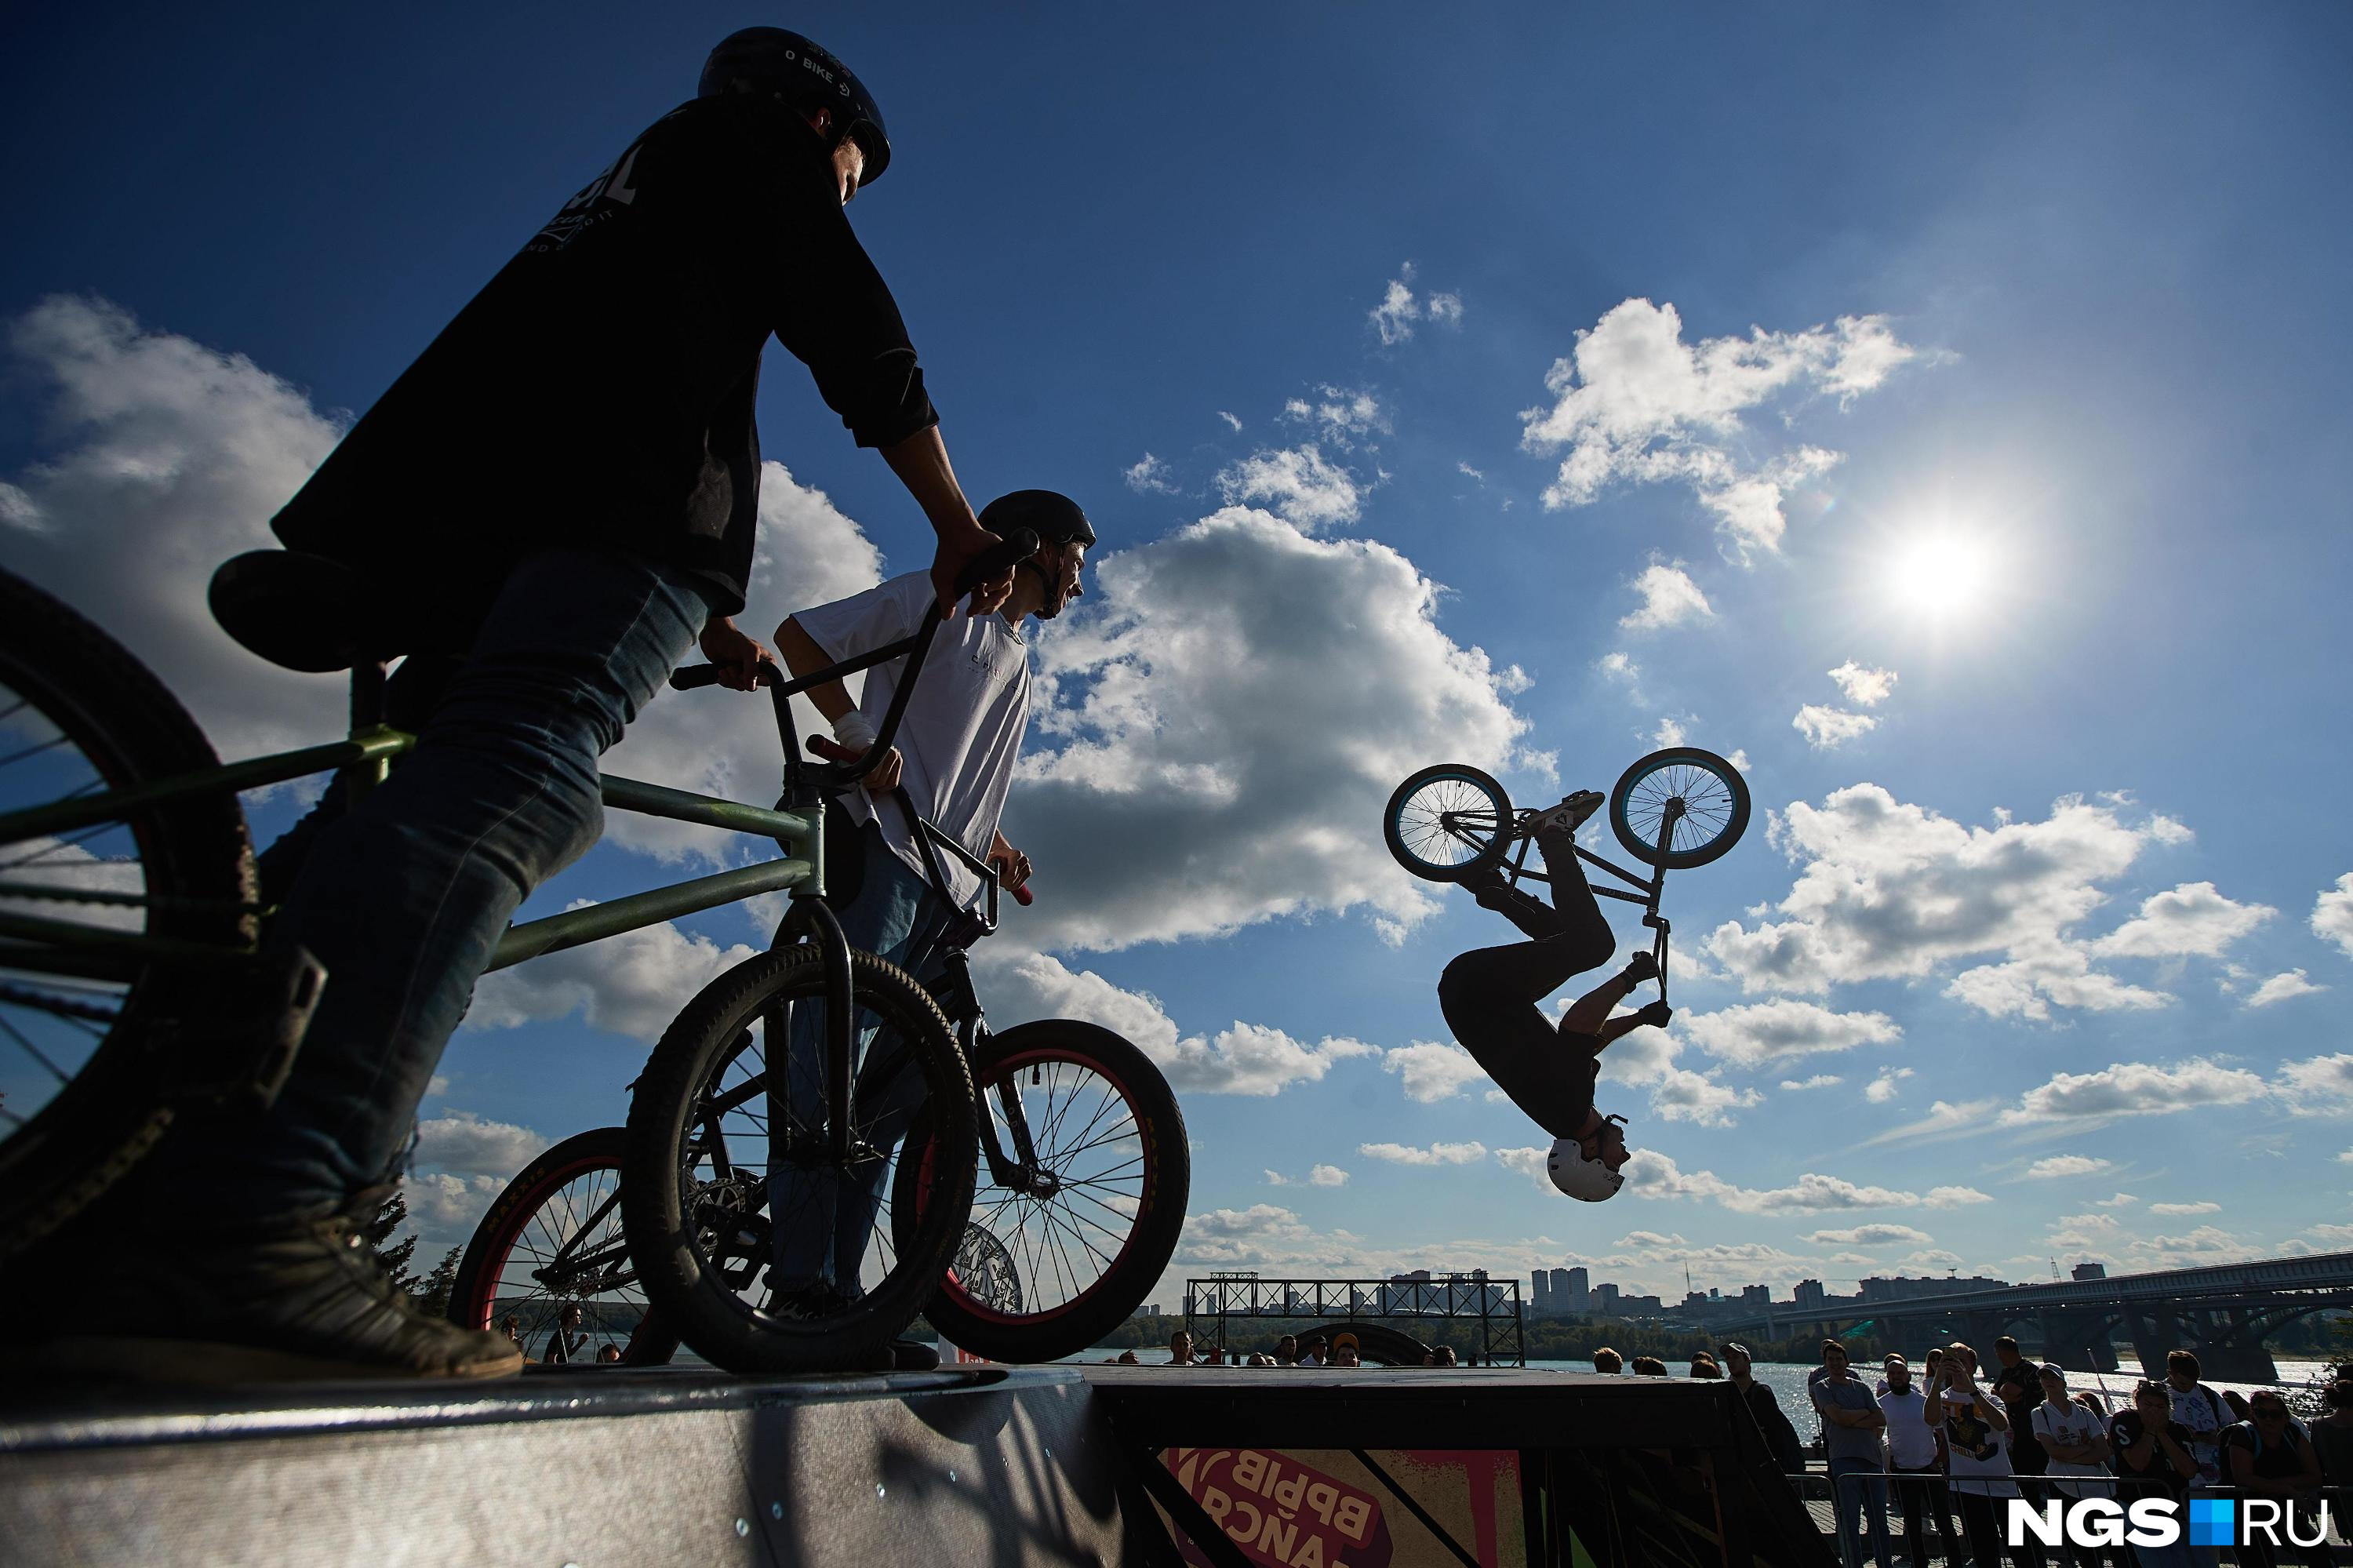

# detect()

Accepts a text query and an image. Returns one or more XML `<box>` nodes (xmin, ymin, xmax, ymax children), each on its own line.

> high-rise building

<box><xmin>1740</xmin><ymin>1284</ymin><xmax>1771</xmax><ymax>1305</ymax></box>
<box><xmin>1532</xmin><ymin>1271</ymin><xmax>1551</xmax><ymax>1312</ymax></box>
<box><xmin>1793</xmin><ymin>1279</ymin><xmax>1826</xmax><ymax>1310</ymax></box>
<box><xmin>1595</xmin><ymin>1282</ymin><xmax>1620</xmax><ymax>1315</ymax></box>
<box><xmin>1555</xmin><ymin>1265</ymin><xmax>1588</xmax><ymax>1314</ymax></box>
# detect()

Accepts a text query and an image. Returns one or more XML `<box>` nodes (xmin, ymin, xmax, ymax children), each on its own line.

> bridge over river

<box><xmin>1710</xmin><ymin>1249</ymin><xmax>2353</xmax><ymax>1382</ymax></box>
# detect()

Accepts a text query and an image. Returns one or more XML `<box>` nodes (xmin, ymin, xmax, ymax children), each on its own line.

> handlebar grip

<box><xmin>955</xmin><ymin>529</ymin><xmax>1038</xmax><ymax>598</ymax></box>
<box><xmin>670</xmin><ymin>658</ymin><xmax>780</xmax><ymax>693</ymax></box>
<box><xmin>1010</xmin><ymin>884</ymin><xmax>1034</xmax><ymax>907</ymax></box>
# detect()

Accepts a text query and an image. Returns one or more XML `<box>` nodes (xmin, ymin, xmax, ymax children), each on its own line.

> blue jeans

<box><xmin>769</xmin><ymin>821</ymin><xmax>954</xmax><ymax>1293</ymax></box>
<box><xmin>178</xmin><ymin>546</ymin><xmax>708</xmax><ymax>1224</ymax></box>
<box><xmin>1829</xmin><ymin>1458</ymin><xmax>1893</xmax><ymax>1568</ymax></box>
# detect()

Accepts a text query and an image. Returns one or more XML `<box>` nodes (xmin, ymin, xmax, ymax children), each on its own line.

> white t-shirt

<box><xmin>1879</xmin><ymin>1388</ymin><xmax>1940</xmax><ymax>1469</ymax></box>
<box><xmin>2166</xmin><ymin>1382</ymin><xmax>2231</xmax><ymax>1486</ymax></box>
<box><xmin>1938</xmin><ymin>1385</ymin><xmax>2022</xmax><ymax>1497</ymax></box>
<box><xmin>792</xmin><ymin>572</ymin><xmax>1033</xmax><ymax>911</ymax></box>
<box><xmin>2032</xmin><ymin>1400</ymin><xmax>2111</xmax><ymax>1497</ymax></box>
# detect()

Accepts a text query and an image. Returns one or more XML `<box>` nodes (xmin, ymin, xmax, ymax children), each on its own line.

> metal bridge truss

<box><xmin>1183</xmin><ymin>1274</ymin><xmax>1526</xmax><ymax>1366</ymax></box>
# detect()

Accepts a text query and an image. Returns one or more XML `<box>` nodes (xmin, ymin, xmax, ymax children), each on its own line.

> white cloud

<box><xmin>2245</xmin><ymin>970</ymin><xmax>2325</xmax><ymax>1007</ymax></box>
<box><xmin>1124</xmin><ymin>452</ymin><xmax>1180</xmax><ymax>494</ymax></box>
<box><xmin>1678</xmin><ymin>999</ymin><xmax>1900</xmax><ymax>1067</ymax></box>
<box><xmin>1860</xmin><ymin>1099</ymin><xmax>1999</xmax><ymax>1148</ymax></box>
<box><xmin>0</xmin><ymin>296</ymin><xmax>353</xmax><ymax>765</ymax></box>
<box><xmin>1596</xmin><ymin>1024</ymin><xmax>1763</xmax><ymax>1126</ymax></box>
<box><xmin>1282</xmin><ymin>387</ymin><xmax>1386</xmax><ymax>444</ymax></box>
<box><xmin>1651</xmin><ymin>715</ymin><xmax>1689</xmax><ymax>750</ymax></box>
<box><xmin>2096</xmin><ymin>1193</ymin><xmax>2139</xmax><ymax>1207</ymax></box>
<box><xmin>982</xmin><ymin>951</ymin><xmax>1377</xmax><ymax>1096</ymax></box>
<box><xmin>1802</xmin><ymin>1224</ymin><xmax>1934</xmax><ymax>1247</ymax></box>
<box><xmin>1368</xmin><ymin>264</ymin><xmax>1462</xmax><ymax>346</ymax></box>
<box><xmin>1706</xmin><ymin>788</ymin><xmax>2244</xmax><ymax>1018</ymax></box>
<box><xmin>1998</xmin><ymin>1059</ymin><xmax>2269</xmax><ymax>1126</ymax></box>
<box><xmin>2275</xmin><ymin>1052</ymin><xmax>2353</xmax><ymax>1115</ymax></box>
<box><xmin>1779</xmin><ymin>1074</ymin><xmax>1845</xmax><ymax>1091</ymax></box>
<box><xmin>1826</xmin><ymin>662</ymin><xmax>1897</xmax><ymax>707</ymax></box>
<box><xmin>466</xmin><ymin>911</ymin><xmax>760</xmax><ymax>1039</ymax></box>
<box><xmin>1218</xmin><ymin>410</ymin><xmax>1243</xmax><ymax>432</ymax></box>
<box><xmin>1309</xmin><ymin>1164</ymin><xmax>1349</xmax><ymax>1188</ymax></box>
<box><xmin>1215</xmin><ymin>446</ymin><xmax>1361</xmax><ymax>531</ymax></box>
<box><xmin>2314</xmin><ymin>875</ymin><xmax>2353</xmax><ymax>959</ymax></box>
<box><xmin>1924</xmin><ymin>1186</ymin><xmax>1994</xmax><ymax>1208</ymax></box>
<box><xmin>1792</xmin><ymin>704</ymin><xmax>1878</xmax><ymax>749</ymax></box>
<box><xmin>2023</xmin><ymin>1155</ymin><xmax>2111</xmax><ymax>1180</ymax></box>
<box><xmin>1494</xmin><ymin>1146</ymin><xmax>1554</xmax><ymax>1193</ymax></box>
<box><xmin>2148</xmin><ymin>1202</ymin><xmax>2221</xmax><ymax>1216</ymax></box>
<box><xmin>1358</xmin><ymin>1141</ymin><xmax>1488</xmax><ymax>1166</ymax></box>
<box><xmin>1008</xmin><ymin>505</ymin><xmax>1531</xmax><ymax>951</ymax></box>
<box><xmin>1381</xmin><ymin>1041</ymin><xmax>1492</xmax><ymax>1104</ymax></box>
<box><xmin>1518</xmin><ymin>298</ymin><xmax>1918</xmax><ymax>561</ymax></box>
<box><xmin>1597</xmin><ymin>651</ymin><xmax>1641</xmax><ymax>688</ymax></box>
<box><xmin>2089</xmin><ymin>882</ymin><xmax>2274</xmax><ymax>959</ymax></box>
<box><xmin>1622</xmin><ymin>1151</ymin><xmax>1930</xmax><ymax>1214</ymax></box>
<box><xmin>1865</xmin><ymin>1067</ymin><xmax>1914</xmax><ymax>1104</ymax></box>
<box><xmin>413</xmin><ymin>1110</ymin><xmax>551</xmax><ymax>1179</ymax></box>
<box><xmin>404</xmin><ymin>1170</ymin><xmax>507</xmax><ymax>1237</ymax></box>
<box><xmin>1619</xmin><ymin>561</ymin><xmax>1713</xmax><ymax>631</ymax></box>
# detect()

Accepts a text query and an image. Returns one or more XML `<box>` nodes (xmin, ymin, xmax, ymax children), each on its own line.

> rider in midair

<box><xmin>1437</xmin><ymin>791</ymin><xmax>1671</xmax><ymax>1201</ymax></box>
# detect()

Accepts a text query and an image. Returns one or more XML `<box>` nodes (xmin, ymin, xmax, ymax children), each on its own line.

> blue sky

<box><xmin>5</xmin><ymin>2</ymin><xmax>2351</xmax><ymax>1304</ymax></box>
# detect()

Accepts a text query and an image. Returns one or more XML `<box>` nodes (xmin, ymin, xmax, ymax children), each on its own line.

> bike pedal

<box><xmin>173</xmin><ymin>944</ymin><xmax>328</xmax><ymax>1114</ymax></box>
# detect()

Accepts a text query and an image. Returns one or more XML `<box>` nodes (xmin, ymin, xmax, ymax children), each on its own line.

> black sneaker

<box><xmin>35</xmin><ymin>1191</ymin><xmax>522</xmax><ymax>1384</ymax></box>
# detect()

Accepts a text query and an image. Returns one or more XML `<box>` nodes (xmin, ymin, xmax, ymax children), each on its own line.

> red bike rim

<box><xmin>456</xmin><ymin>1149</ymin><xmax>620</xmax><ymax>1333</ymax></box>
<box><xmin>916</xmin><ymin>1044</ymin><xmax>1158</xmax><ymax>1328</ymax></box>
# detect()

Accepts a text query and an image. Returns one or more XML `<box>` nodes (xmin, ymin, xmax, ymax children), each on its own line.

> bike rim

<box><xmin>1392</xmin><ymin>772</ymin><xmax>1507</xmax><ymax>872</ymax></box>
<box><xmin>1619</xmin><ymin>758</ymin><xmax>1740</xmax><ymax>860</ymax></box>
<box><xmin>0</xmin><ymin>672</ymin><xmax>156</xmax><ymax>1153</ymax></box>
<box><xmin>922</xmin><ymin>1044</ymin><xmax>1155</xmax><ymax>1329</ymax></box>
<box><xmin>682</xmin><ymin>997</ymin><xmax>928</xmax><ymax>1336</ymax></box>
<box><xmin>464</xmin><ymin>1151</ymin><xmax>656</xmax><ymax>1364</ymax></box>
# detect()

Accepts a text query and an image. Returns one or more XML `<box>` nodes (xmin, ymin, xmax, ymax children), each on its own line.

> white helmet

<box><xmin>1547</xmin><ymin>1123</ymin><xmax>1626</xmax><ymax>1202</ymax></box>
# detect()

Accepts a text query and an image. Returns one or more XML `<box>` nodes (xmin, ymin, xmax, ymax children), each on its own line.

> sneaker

<box><xmin>35</xmin><ymin>1190</ymin><xmax>522</xmax><ymax>1384</ymax></box>
<box><xmin>1526</xmin><ymin>789</ymin><xmax>1605</xmax><ymax>838</ymax></box>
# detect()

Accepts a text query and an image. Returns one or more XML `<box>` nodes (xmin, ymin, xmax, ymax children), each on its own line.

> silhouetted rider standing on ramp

<box><xmin>36</xmin><ymin>29</ymin><xmax>1017</xmax><ymax>1384</ymax></box>
<box><xmin>1437</xmin><ymin>791</ymin><xmax>1672</xmax><ymax>1203</ymax></box>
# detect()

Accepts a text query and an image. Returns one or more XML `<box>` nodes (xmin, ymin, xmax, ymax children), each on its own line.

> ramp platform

<box><xmin>2</xmin><ymin>1362</ymin><xmax>1831</xmax><ymax>1566</ymax></box>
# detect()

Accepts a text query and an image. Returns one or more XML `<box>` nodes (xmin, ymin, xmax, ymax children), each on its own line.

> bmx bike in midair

<box><xmin>1382</xmin><ymin>748</ymin><xmax>1752</xmax><ymax>996</ymax></box>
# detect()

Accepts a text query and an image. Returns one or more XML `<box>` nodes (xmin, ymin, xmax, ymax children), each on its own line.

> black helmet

<box><xmin>979</xmin><ymin>490</ymin><xmax>1096</xmax><ymax>550</ymax></box>
<box><xmin>700</xmin><ymin>28</ymin><xmax>891</xmax><ymax>185</ymax></box>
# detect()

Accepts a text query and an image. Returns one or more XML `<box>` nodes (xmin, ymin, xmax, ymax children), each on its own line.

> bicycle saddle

<box><xmin>208</xmin><ymin>549</ymin><xmax>370</xmax><ymax>672</ymax></box>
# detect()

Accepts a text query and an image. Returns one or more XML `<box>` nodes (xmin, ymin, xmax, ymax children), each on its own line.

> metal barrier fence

<box><xmin>1780</xmin><ymin>1472</ymin><xmax>2349</xmax><ymax>1565</ymax></box>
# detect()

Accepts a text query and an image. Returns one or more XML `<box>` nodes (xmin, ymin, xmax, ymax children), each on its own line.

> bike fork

<box><xmin>791</xmin><ymin>893</ymin><xmax>859</xmax><ymax>1161</ymax></box>
<box><xmin>1642</xmin><ymin>799</ymin><xmax>1685</xmax><ymax>1006</ymax></box>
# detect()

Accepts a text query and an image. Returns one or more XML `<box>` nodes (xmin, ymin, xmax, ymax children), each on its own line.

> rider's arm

<box><xmin>776</xmin><ymin>617</ymin><xmax>856</xmax><ymax>723</ymax></box>
<box><xmin>878</xmin><ymin>427</ymin><xmax>1013</xmax><ymax>618</ymax></box>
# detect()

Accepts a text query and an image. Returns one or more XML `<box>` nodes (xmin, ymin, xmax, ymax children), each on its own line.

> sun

<box><xmin>1883</xmin><ymin>533</ymin><xmax>1991</xmax><ymax>619</ymax></box>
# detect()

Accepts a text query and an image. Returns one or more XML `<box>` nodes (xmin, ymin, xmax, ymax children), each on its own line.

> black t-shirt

<box><xmin>2109</xmin><ymin>1413</ymin><xmax>2195</xmax><ymax>1497</ymax></box>
<box><xmin>1993</xmin><ymin>1370</ymin><xmax>2048</xmax><ymax>1473</ymax></box>
<box><xmin>273</xmin><ymin>93</ymin><xmax>936</xmax><ymax>630</ymax></box>
<box><xmin>2220</xmin><ymin>1420</ymin><xmax>2309</xmax><ymax>1482</ymax></box>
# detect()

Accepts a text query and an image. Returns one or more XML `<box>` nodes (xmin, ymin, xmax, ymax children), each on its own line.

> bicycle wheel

<box><xmin>893</xmin><ymin>1019</ymin><xmax>1189</xmax><ymax>1363</ymax></box>
<box><xmin>449</xmin><ymin>1126</ymin><xmax>679</xmax><ymax>1366</ymax></box>
<box><xmin>1383</xmin><ymin>763</ymin><xmax>1515</xmax><ymax>882</ymax></box>
<box><xmin>0</xmin><ymin>566</ymin><xmax>256</xmax><ymax>1261</ymax></box>
<box><xmin>623</xmin><ymin>944</ymin><xmax>975</xmax><ymax>1373</ymax></box>
<box><xmin>1608</xmin><ymin>747</ymin><xmax>1751</xmax><ymax>869</ymax></box>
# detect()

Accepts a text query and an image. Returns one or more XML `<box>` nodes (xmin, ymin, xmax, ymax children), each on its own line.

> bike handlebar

<box><xmin>802</xmin><ymin>733</ymin><xmax>1033</xmax><ymax>905</ymax></box>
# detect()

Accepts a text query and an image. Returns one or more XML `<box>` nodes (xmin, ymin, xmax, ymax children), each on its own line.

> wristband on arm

<box><xmin>832</xmin><ymin>711</ymin><xmax>878</xmax><ymax>751</ymax></box>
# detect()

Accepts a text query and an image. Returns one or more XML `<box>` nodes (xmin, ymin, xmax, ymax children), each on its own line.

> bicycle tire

<box><xmin>449</xmin><ymin>1126</ymin><xmax>679</xmax><ymax>1366</ymax></box>
<box><xmin>893</xmin><ymin>1019</ymin><xmax>1189</xmax><ymax>1363</ymax></box>
<box><xmin>623</xmin><ymin>944</ymin><xmax>975</xmax><ymax>1373</ymax></box>
<box><xmin>1607</xmin><ymin>747</ymin><xmax>1751</xmax><ymax>869</ymax></box>
<box><xmin>0</xmin><ymin>566</ymin><xmax>256</xmax><ymax>1262</ymax></box>
<box><xmin>1383</xmin><ymin>763</ymin><xmax>1515</xmax><ymax>882</ymax></box>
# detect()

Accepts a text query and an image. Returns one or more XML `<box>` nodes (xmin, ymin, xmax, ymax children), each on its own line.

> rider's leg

<box><xmin>1532</xmin><ymin>820</ymin><xmax>1614</xmax><ymax>963</ymax></box>
<box><xmin>75</xmin><ymin>548</ymin><xmax>707</xmax><ymax>1373</ymax></box>
<box><xmin>773</xmin><ymin>823</ymin><xmax>944</xmax><ymax>1296</ymax></box>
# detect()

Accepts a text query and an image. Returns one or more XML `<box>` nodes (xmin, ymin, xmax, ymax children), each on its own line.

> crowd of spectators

<box><xmin>1767</xmin><ymin>1336</ymin><xmax>2348</xmax><ymax>1568</ymax></box>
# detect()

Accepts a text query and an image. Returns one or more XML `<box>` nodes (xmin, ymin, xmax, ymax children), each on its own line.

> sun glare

<box><xmin>1885</xmin><ymin>533</ymin><xmax>1991</xmax><ymax>619</ymax></box>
